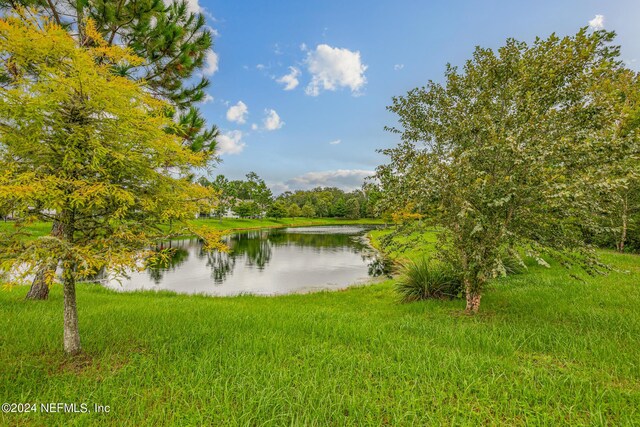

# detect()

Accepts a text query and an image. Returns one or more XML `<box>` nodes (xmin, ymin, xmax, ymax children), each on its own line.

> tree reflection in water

<box><xmin>229</xmin><ymin>231</ymin><xmax>273</xmax><ymax>269</ymax></box>
<box><xmin>199</xmin><ymin>250</ymin><xmax>235</xmax><ymax>284</ymax></box>
<box><xmin>267</xmin><ymin>229</ymin><xmax>364</xmax><ymax>251</ymax></box>
<box><xmin>147</xmin><ymin>245</ymin><xmax>190</xmax><ymax>284</ymax></box>
<box><xmin>194</xmin><ymin>231</ymin><xmax>273</xmax><ymax>284</ymax></box>
<box><xmin>198</xmin><ymin>229</ymin><xmax>376</xmax><ymax>284</ymax></box>
<box><xmin>120</xmin><ymin>225</ymin><xmax>388</xmax><ymax>293</ymax></box>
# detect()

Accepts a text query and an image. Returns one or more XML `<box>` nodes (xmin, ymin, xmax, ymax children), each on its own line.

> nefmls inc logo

<box><xmin>41</xmin><ymin>403</ymin><xmax>88</xmax><ymax>413</ymax></box>
<box><xmin>40</xmin><ymin>403</ymin><xmax>97</xmax><ymax>413</ymax></box>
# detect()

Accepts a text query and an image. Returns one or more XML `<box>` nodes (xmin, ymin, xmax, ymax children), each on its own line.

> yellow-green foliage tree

<box><xmin>0</xmin><ymin>12</ymin><xmax>223</xmax><ymax>355</ymax></box>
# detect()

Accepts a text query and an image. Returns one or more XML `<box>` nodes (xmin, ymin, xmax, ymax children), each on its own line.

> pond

<box><xmin>104</xmin><ymin>225</ymin><xmax>390</xmax><ymax>296</ymax></box>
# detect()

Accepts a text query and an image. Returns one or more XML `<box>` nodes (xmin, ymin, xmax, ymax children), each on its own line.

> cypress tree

<box><xmin>1</xmin><ymin>0</ymin><xmax>219</xmax><ymax>298</ymax></box>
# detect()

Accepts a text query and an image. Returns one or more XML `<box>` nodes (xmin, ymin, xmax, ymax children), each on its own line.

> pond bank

<box><xmin>0</xmin><ymin>217</ymin><xmax>387</xmax><ymax>240</ymax></box>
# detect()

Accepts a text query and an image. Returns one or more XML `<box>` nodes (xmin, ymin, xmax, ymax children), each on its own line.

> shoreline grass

<box><xmin>0</xmin><ymin>217</ymin><xmax>386</xmax><ymax>240</ymax></box>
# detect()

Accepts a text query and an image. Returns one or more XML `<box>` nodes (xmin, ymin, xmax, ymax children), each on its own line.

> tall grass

<box><xmin>1</xmin><ymin>231</ymin><xmax>639</xmax><ymax>425</ymax></box>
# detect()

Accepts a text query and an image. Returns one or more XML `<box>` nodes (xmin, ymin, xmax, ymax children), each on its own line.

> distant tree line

<box><xmin>274</xmin><ymin>184</ymin><xmax>382</xmax><ymax>219</ymax></box>
<box><xmin>198</xmin><ymin>174</ymin><xmax>382</xmax><ymax>219</ymax></box>
<box><xmin>198</xmin><ymin>172</ymin><xmax>272</xmax><ymax>219</ymax></box>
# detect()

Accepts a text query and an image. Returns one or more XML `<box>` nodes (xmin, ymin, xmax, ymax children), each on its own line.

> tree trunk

<box><xmin>60</xmin><ymin>209</ymin><xmax>80</xmax><ymax>355</ymax></box>
<box><xmin>618</xmin><ymin>196</ymin><xmax>628</xmax><ymax>253</ymax></box>
<box><xmin>62</xmin><ymin>269</ymin><xmax>81</xmax><ymax>355</ymax></box>
<box><xmin>464</xmin><ymin>279</ymin><xmax>482</xmax><ymax>314</ymax></box>
<box><xmin>25</xmin><ymin>263</ymin><xmax>55</xmax><ymax>300</ymax></box>
<box><xmin>25</xmin><ymin>221</ymin><xmax>63</xmax><ymax>300</ymax></box>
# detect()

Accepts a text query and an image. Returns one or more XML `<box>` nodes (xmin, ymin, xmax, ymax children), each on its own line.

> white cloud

<box><xmin>217</xmin><ymin>131</ymin><xmax>245</xmax><ymax>155</ymax></box>
<box><xmin>263</xmin><ymin>109</ymin><xmax>283</xmax><ymax>131</ymax></box>
<box><xmin>285</xmin><ymin>169</ymin><xmax>374</xmax><ymax>191</ymax></box>
<box><xmin>394</xmin><ymin>64</ymin><xmax>404</xmax><ymax>71</ymax></box>
<box><xmin>226</xmin><ymin>101</ymin><xmax>248</xmax><ymax>124</ymax></box>
<box><xmin>329</xmin><ymin>139</ymin><xmax>341</xmax><ymax>145</ymax></box>
<box><xmin>276</xmin><ymin>66</ymin><xmax>301</xmax><ymax>90</ymax></box>
<box><xmin>256</xmin><ymin>63</ymin><xmax>266</xmax><ymax>70</ymax></box>
<box><xmin>305</xmin><ymin>44</ymin><xmax>367</xmax><ymax>96</ymax></box>
<box><xmin>251</xmin><ymin>123</ymin><xmax>258</xmax><ymax>131</ymax></box>
<box><xmin>300</xmin><ymin>43</ymin><xmax>308</xmax><ymax>52</ymax></box>
<box><xmin>203</xmin><ymin>50</ymin><xmax>219</xmax><ymax>76</ymax></box>
<box><xmin>269</xmin><ymin>182</ymin><xmax>291</xmax><ymax>195</ymax></box>
<box><xmin>164</xmin><ymin>0</ymin><xmax>201</xmax><ymax>15</ymax></box>
<box><xmin>185</xmin><ymin>0</ymin><xmax>202</xmax><ymax>14</ymax></box>
<box><xmin>206</xmin><ymin>25</ymin><xmax>219</xmax><ymax>38</ymax></box>
<box><xmin>201</xmin><ymin>93</ymin><xmax>214</xmax><ymax>104</ymax></box>
<box><xmin>589</xmin><ymin>14</ymin><xmax>604</xmax><ymax>30</ymax></box>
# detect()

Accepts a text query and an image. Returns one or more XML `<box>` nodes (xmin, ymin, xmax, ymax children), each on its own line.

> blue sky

<box><xmin>190</xmin><ymin>0</ymin><xmax>640</xmax><ymax>193</ymax></box>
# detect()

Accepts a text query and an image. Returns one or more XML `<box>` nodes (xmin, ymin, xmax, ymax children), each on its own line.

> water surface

<box><xmin>106</xmin><ymin>225</ymin><xmax>387</xmax><ymax>296</ymax></box>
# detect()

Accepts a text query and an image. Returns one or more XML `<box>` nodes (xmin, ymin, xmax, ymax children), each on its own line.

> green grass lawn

<box><xmin>368</xmin><ymin>227</ymin><xmax>439</xmax><ymax>261</ymax></box>
<box><xmin>0</xmin><ymin>217</ymin><xmax>386</xmax><ymax>240</ymax></box>
<box><xmin>1</xmin><ymin>230</ymin><xmax>639</xmax><ymax>425</ymax></box>
<box><xmin>190</xmin><ymin>216</ymin><xmax>386</xmax><ymax>231</ymax></box>
<box><xmin>0</xmin><ymin>220</ymin><xmax>54</xmax><ymax>240</ymax></box>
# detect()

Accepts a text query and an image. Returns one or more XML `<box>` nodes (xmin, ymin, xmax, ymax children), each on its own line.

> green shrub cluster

<box><xmin>396</xmin><ymin>258</ymin><xmax>463</xmax><ymax>302</ymax></box>
<box><xmin>397</xmin><ymin>255</ymin><xmax>525</xmax><ymax>302</ymax></box>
